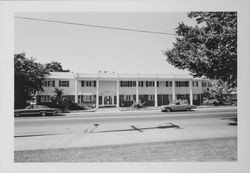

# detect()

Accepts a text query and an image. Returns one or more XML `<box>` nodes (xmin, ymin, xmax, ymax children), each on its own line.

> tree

<box><xmin>165</xmin><ymin>12</ymin><xmax>237</xmax><ymax>88</ymax></box>
<box><xmin>15</xmin><ymin>53</ymin><xmax>48</xmax><ymax>108</ymax></box>
<box><xmin>51</xmin><ymin>87</ymin><xmax>63</xmax><ymax>106</ymax></box>
<box><xmin>203</xmin><ymin>80</ymin><xmax>235</xmax><ymax>105</ymax></box>
<box><xmin>51</xmin><ymin>87</ymin><xmax>70</xmax><ymax>111</ymax></box>
<box><xmin>45</xmin><ymin>61</ymin><xmax>70</xmax><ymax>72</ymax></box>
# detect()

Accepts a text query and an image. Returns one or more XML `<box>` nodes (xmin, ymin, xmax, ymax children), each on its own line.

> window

<box><xmin>120</xmin><ymin>81</ymin><xmax>136</xmax><ymax>87</ymax></box>
<box><xmin>81</xmin><ymin>81</ymin><xmax>96</xmax><ymax>87</ymax></box>
<box><xmin>192</xmin><ymin>81</ymin><xmax>199</xmax><ymax>87</ymax></box>
<box><xmin>166</xmin><ymin>81</ymin><xmax>172</xmax><ymax>87</ymax></box>
<box><xmin>157</xmin><ymin>81</ymin><xmax>159</xmax><ymax>87</ymax></box>
<box><xmin>59</xmin><ymin>81</ymin><xmax>69</xmax><ymax>87</ymax></box>
<box><xmin>43</xmin><ymin>80</ymin><xmax>55</xmax><ymax>87</ymax></box>
<box><xmin>202</xmin><ymin>82</ymin><xmax>207</xmax><ymax>87</ymax></box>
<box><xmin>175</xmin><ymin>81</ymin><xmax>189</xmax><ymax>87</ymax></box>
<box><xmin>208</xmin><ymin>82</ymin><xmax>213</xmax><ymax>87</ymax></box>
<box><xmin>40</xmin><ymin>95</ymin><xmax>51</xmax><ymax>102</ymax></box>
<box><xmin>83</xmin><ymin>95</ymin><xmax>93</xmax><ymax>102</ymax></box>
<box><xmin>148</xmin><ymin>95</ymin><xmax>155</xmax><ymax>101</ymax></box>
<box><xmin>124</xmin><ymin>95</ymin><xmax>133</xmax><ymax>101</ymax></box>
<box><xmin>146</xmin><ymin>81</ymin><xmax>154</xmax><ymax>87</ymax></box>
<box><xmin>139</xmin><ymin>81</ymin><xmax>144</xmax><ymax>87</ymax></box>
<box><xmin>193</xmin><ymin>94</ymin><xmax>198</xmax><ymax>100</ymax></box>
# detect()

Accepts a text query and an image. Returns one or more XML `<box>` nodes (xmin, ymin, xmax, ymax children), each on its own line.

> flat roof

<box><xmin>45</xmin><ymin>72</ymin><xmax>209</xmax><ymax>81</ymax></box>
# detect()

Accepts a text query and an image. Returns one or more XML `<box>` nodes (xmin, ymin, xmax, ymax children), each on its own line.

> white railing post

<box><xmin>189</xmin><ymin>80</ymin><xmax>193</xmax><ymax>105</ymax></box>
<box><xmin>154</xmin><ymin>75</ymin><xmax>158</xmax><ymax>107</ymax></box>
<box><xmin>116</xmin><ymin>78</ymin><xmax>120</xmax><ymax>107</ymax></box>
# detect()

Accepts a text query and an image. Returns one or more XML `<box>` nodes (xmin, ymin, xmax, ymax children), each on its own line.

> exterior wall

<box><xmin>39</xmin><ymin>79</ymin><xmax>75</xmax><ymax>96</ymax></box>
<box><xmin>157</xmin><ymin>81</ymin><xmax>173</xmax><ymax>94</ymax></box>
<box><xmin>99</xmin><ymin>81</ymin><xmax>116</xmax><ymax>95</ymax></box>
<box><xmin>38</xmin><ymin>72</ymin><xmax>213</xmax><ymax>107</ymax></box>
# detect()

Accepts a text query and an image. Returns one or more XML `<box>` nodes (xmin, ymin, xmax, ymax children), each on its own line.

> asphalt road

<box><xmin>14</xmin><ymin>108</ymin><xmax>237</xmax><ymax>161</ymax></box>
<box><xmin>15</xmin><ymin>109</ymin><xmax>237</xmax><ymax>136</ymax></box>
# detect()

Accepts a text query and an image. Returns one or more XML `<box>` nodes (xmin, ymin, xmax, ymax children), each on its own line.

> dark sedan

<box><xmin>14</xmin><ymin>105</ymin><xmax>59</xmax><ymax>117</ymax></box>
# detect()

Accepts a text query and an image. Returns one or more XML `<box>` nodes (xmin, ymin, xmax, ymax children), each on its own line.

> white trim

<box><xmin>96</xmin><ymin>79</ymin><xmax>99</xmax><ymax>108</ymax></box>
<box><xmin>189</xmin><ymin>80</ymin><xmax>193</xmax><ymax>105</ymax></box>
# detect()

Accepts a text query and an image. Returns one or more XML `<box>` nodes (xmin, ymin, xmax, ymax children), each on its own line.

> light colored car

<box><xmin>161</xmin><ymin>103</ymin><xmax>197</xmax><ymax>112</ymax></box>
<box><xmin>14</xmin><ymin>105</ymin><xmax>59</xmax><ymax>117</ymax></box>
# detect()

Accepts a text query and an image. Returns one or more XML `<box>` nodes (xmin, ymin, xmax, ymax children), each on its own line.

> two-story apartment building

<box><xmin>37</xmin><ymin>72</ymin><xmax>213</xmax><ymax>108</ymax></box>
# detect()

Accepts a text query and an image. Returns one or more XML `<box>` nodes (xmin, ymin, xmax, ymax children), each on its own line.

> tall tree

<box><xmin>165</xmin><ymin>12</ymin><xmax>237</xmax><ymax>88</ymax></box>
<box><xmin>45</xmin><ymin>61</ymin><xmax>70</xmax><ymax>72</ymax></box>
<box><xmin>15</xmin><ymin>53</ymin><xmax>48</xmax><ymax>108</ymax></box>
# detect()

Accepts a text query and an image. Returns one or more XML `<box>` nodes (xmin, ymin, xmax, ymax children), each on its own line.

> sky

<box><xmin>15</xmin><ymin>12</ymin><xmax>197</xmax><ymax>75</ymax></box>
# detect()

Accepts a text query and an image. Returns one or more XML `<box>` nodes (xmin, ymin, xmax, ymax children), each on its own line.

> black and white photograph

<box><xmin>0</xmin><ymin>0</ymin><xmax>250</xmax><ymax>173</ymax></box>
<box><xmin>13</xmin><ymin>11</ymin><xmax>237</xmax><ymax>162</ymax></box>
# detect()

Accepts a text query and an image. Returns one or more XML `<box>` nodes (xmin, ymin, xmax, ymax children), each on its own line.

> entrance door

<box><xmin>104</xmin><ymin>96</ymin><xmax>112</xmax><ymax>105</ymax></box>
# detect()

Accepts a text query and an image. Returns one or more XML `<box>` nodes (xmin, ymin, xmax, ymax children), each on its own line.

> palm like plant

<box><xmin>52</xmin><ymin>87</ymin><xmax>63</xmax><ymax>106</ymax></box>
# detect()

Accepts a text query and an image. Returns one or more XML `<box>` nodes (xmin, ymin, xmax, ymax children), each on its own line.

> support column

<box><xmin>172</xmin><ymin>80</ymin><xmax>176</xmax><ymax>101</ymax></box>
<box><xmin>136</xmin><ymin>80</ymin><xmax>139</xmax><ymax>103</ymax></box>
<box><xmin>74</xmin><ymin>79</ymin><xmax>78</xmax><ymax>103</ymax></box>
<box><xmin>96</xmin><ymin>79</ymin><xmax>99</xmax><ymax>108</ymax></box>
<box><xmin>154</xmin><ymin>79</ymin><xmax>158</xmax><ymax>107</ymax></box>
<box><xmin>189</xmin><ymin>80</ymin><xmax>193</xmax><ymax>105</ymax></box>
<box><xmin>116</xmin><ymin>79</ymin><xmax>120</xmax><ymax>107</ymax></box>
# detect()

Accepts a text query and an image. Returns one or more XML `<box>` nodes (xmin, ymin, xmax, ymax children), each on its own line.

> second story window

<box><xmin>120</xmin><ymin>81</ymin><xmax>136</xmax><ymax>87</ymax></box>
<box><xmin>43</xmin><ymin>80</ymin><xmax>55</xmax><ymax>87</ymax></box>
<box><xmin>139</xmin><ymin>81</ymin><xmax>144</xmax><ymax>87</ymax></box>
<box><xmin>146</xmin><ymin>81</ymin><xmax>154</xmax><ymax>87</ymax></box>
<box><xmin>59</xmin><ymin>80</ymin><xmax>69</xmax><ymax>87</ymax></box>
<box><xmin>166</xmin><ymin>81</ymin><xmax>172</xmax><ymax>87</ymax></box>
<box><xmin>192</xmin><ymin>81</ymin><xmax>199</xmax><ymax>87</ymax></box>
<box><xmin>202</xmin><ymin>82</ymin><xmax>207</xmax><ymax>87</ymax></box>
<box><xmin>81</xmin><ymin>81</ymin><xmax>96</xmax><ymax>87</ymax></box>
<box><xmin>175</xmin><ymin>81</ymin><xmax>189</xmax><ymax>87</ymax></box>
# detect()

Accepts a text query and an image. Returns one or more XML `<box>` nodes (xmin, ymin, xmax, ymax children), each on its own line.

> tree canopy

<box><xmin>165</xmin><ymin>12</ymin><xmax>237</xmax><ymax>88</ymax></box>
<box><xmin>15</xmin><ymin>53</ymin><xmax>69</xmax><ymax>108</ymax></box>
<box><xmin>45</xmin><ymin>61</ymin><xmax>70</xmax><ymax>72</ymax></box>
<box><xmin>15</xmin><ymin>53</ymin><xmax>48</xmax><ymax>108</ymax></box>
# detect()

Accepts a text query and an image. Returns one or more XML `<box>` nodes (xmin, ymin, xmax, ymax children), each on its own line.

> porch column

<box><xmin>136</xmin><ymin>80</ymin><xmax>139</xmax><ymax>103</ymax></box>
<box><xmin>96</xmin><ymin>79</ymin><xmax>99</xmax><ymax>108</ymax></box>
<box><xmin>116</xmin><ymin>79</ymin><xmax>120</xmax><ymax>107</ymax></box>
<box><xmin>189</xmin><ymin>80</ymin><xmax>193</xmax><ymax>105</ymax></box>
<box><xmin>154</xmin><ymin>78</ymin><xmax>158</xmax><ymax>107</ymax></box>
<box><xmin>172</xmin><ymin>80</ymin><xmax>176</xmax><ymax>101</ymax></box>
<box><xmin>74</xmin><ymin>79</ymin><xmax>78</xmax><ymax>103</ymax></box>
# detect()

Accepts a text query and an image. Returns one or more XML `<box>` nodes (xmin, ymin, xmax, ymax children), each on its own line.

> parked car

<box><xmin>14</xmin><ymin>105</ymin><xmax>59</xmax><ymax>117</ymax></box>
<box><xmin>161</xmin><ymin>103</ymin><xmax>197</xmax><ymax>112</ymax></box>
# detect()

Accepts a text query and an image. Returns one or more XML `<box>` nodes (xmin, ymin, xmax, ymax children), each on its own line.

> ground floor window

<box><xmin>148</xmin><ymin>95</ymin><xmax>155</xmax><ymax>101</ymax></box>
<box><xmin>193</xmin><ymin>94</ymin><xmax>199</xmax><ymax>100</ymax></box>
<box><xmin>40</xmin><ymin>95</ymin><xmax>51</xmax><ymax>102</ymax></box>
<box><xmin>83</xmin><ymin>95</ymin><xmax>94</xmax><ymax>102</ymax></box>
<box><xmin>124</xmin><ymin>95</ymin><xmax>133</xmax><ymax>101</ymax></box>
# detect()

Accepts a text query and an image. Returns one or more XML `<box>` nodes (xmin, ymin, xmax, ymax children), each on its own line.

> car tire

<box><xmin>166</xmin><ymin>107</ymin><xmax>172</xmax><ymax>112</ymax></box>
<box><xmin>40</xmin><ymin>112</ymin><xmax>46</xmax><ymax>116</ymax></box>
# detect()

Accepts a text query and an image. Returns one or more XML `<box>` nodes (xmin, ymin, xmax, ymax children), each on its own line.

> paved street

<box><xmin>15</xmin><ymin>108</ymin><xmax>237</xmax><ymax>154</ymax></box>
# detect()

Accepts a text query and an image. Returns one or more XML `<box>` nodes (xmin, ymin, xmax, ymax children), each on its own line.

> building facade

<box><xmin>37</xmin><ymin>72</ymin><xmax>213</xmax><ymax>107</ymax></box>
